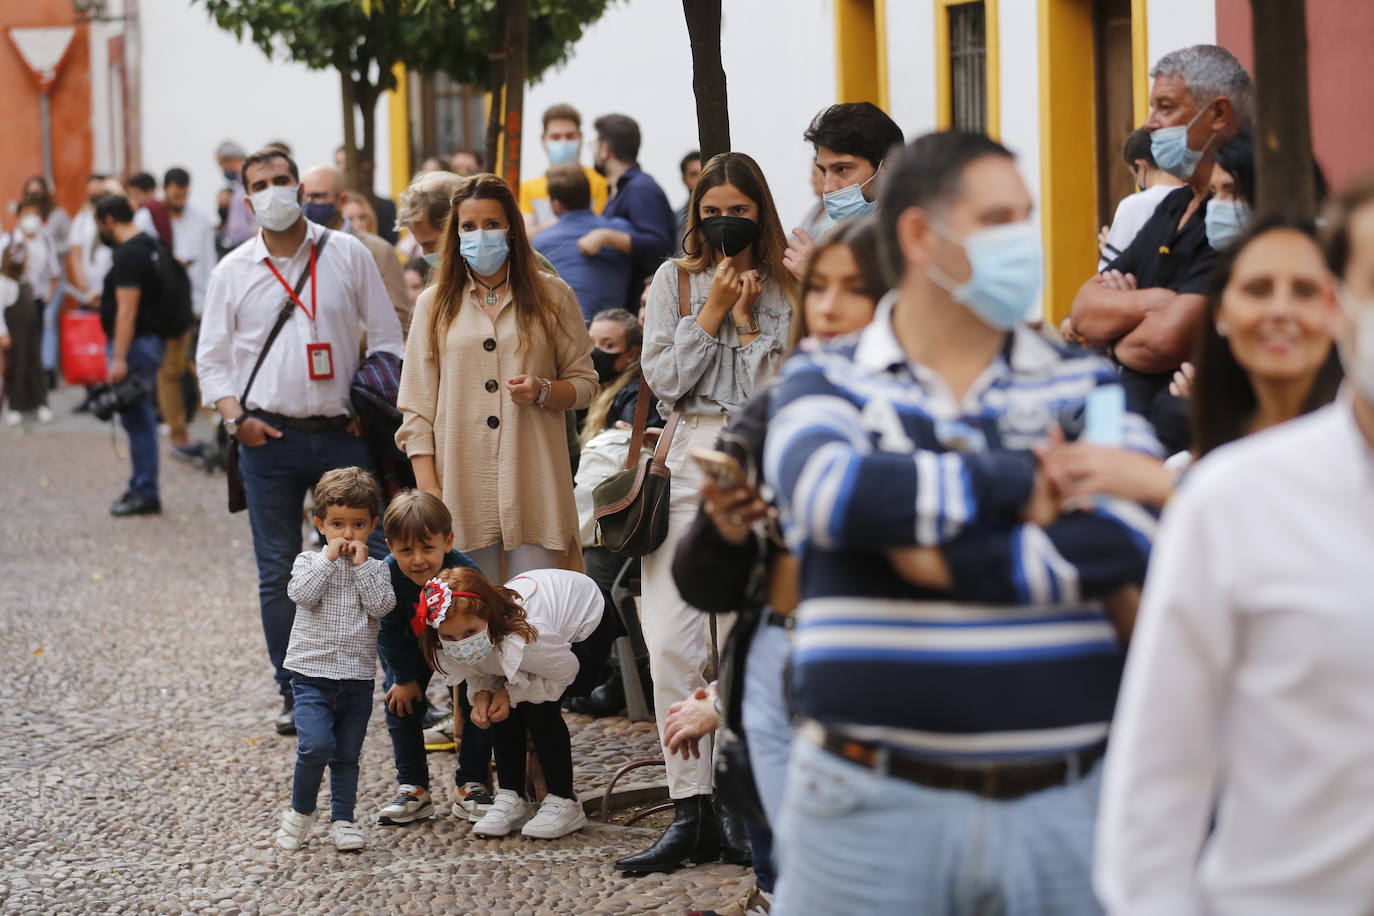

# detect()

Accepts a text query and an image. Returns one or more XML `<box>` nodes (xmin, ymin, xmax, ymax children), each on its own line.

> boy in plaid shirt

<box><xmin>273</xmin><ymin>467</ymin><xmax>395</xmax><ymax>853</ymax></box>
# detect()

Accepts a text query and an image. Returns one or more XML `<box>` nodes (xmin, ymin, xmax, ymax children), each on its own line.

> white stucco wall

<box><xmin>1147</xmin><ymin>0</ymin><xmax>1216</xmax><ymax>71</ymax></box>
<box><xmin>883</xmin><ymin>0</ymin><xmax>939</xmax><ymax>138</ymax></box>
<box><xmin>135</xmin><ymin>0</ymin><xmax>360</xmax><ymax>218</ymax></box>
<box><xmin>520</xmin><ymin>0</ymin><xmax>837</xmax><ymax>232</ymax></box>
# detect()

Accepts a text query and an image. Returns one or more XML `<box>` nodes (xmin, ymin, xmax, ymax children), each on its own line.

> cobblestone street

<box><xmin>0</xmin><ymin>390</ymin><xmax>747</xmax><ymax>915</ymax></box>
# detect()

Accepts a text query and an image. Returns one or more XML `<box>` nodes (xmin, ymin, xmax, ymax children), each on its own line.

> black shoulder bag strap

<box><xmin>239</xmin><ymin>228</ymin><xmax>332</xmax><ymax>407</ymax></box>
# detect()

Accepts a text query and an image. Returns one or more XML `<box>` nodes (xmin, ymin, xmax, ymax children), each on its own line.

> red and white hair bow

<box><xmin>411</xmin><ymin>578</ymin><xmax>482</xmax><ymax>636</ymax></box>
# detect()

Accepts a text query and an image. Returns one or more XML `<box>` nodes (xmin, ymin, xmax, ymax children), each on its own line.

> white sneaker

<box><xmin>35</xmin><ymin>406</ymin><xmax>53</xmax><ymax>424</ymax></box>
<box><xmin>3</xmin><ymin>410</ymin><xmax>22</xmax><ymax>427</ymax></box>
<box><xmin>470</xmin><ymin>788</ymin><xmax>529</xmax><ymax>837</ymax></box>
<box><xmin>331</xmin><ymin>820</ymin><xmax>365</xmax><ymax>851</ymax></box>
<box><xmin>377</xmin><ymin>784</ymin><xmax>435</xmax><ymax>825</ymax></box>
<box><xmin>273</xmin><ymin>809</ymin><xmax>314</xmax><ymax>852</ymax></box>
<box><xmin>520</xmin><ymin>793</ymin><xmax>587</xmax><ymax>839</ymax></box>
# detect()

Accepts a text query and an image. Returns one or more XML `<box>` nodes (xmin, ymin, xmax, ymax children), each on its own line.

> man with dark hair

<box><xmin>198</xmin><ymin>146</ymin><xmax>404</xmax><ymax>734</ymax></box>
<box><xmin>520</xmin><ymin>103</ymin><xmax>611</xmax><ymax>238</ymax></box>
<box><xmin>784</xmin><ymin>101</ymin><xmax>904</xmax><ymax>278</ymax></box>
<box><xmin>532</xmin><ymin>164</ymin><xmax>634</xmax><ymax>322</ymax></box>
<box><xmin>1096</xmin><ymin>128</ymin><xmax>1185</xmax><ymax>270</ymax></box>
<box><xmin>1069</xmin><ymin>45</ymin><xmax>1253</xmax><ymax>451</ymax></box>
<box><xmin>158</xmin><ymin>166</ymin><xmax>217</xmax><ymax>461</ymax></box>
<box><xmin>674</xmin><ymin>150</ymin><xmax>702</xmax><ymax>250</ymax></box>
<box><xmin>96</xmin><ymin>195</ymin><xmax>168</xmax><ymax>516</ymax></box>
<box><xmin>581</xmin><ymin>113</ymin><xmax>675</xmax><ymax>310</ymax></box>
<box><xmin>126</xmin><ymin>171</ymin><xmax>174</xmax><ymax>248</ymax></box>
<box><xmin>765</xmin><ymin>131</ymin><xmax>1160</xmax><ymax>913</ymax></box>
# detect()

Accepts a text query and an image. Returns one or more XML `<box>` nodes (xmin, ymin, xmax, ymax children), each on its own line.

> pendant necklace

<box><xmin>473</xmin><ymin>273</ymin><xmax>509</xmax><ymax>306</ymax></box>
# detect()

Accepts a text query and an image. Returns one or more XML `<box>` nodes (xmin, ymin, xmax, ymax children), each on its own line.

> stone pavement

<box><xmin>0</xmin><ymin>387</ymin><xmax>748</xmax><ymax>915</ymax></box>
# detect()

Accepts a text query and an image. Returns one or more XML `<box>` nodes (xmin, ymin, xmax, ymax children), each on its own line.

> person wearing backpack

<box><xmin>95</xmin><ymin>194</ymin><xmax>176</xmax><ymax>516</ymax></box>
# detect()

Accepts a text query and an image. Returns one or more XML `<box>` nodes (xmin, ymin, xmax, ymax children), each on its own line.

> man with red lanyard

<box><xmin>197</xmin><ymin>147</ymin><xmax>404</xmax><ymax>736</ymax></box>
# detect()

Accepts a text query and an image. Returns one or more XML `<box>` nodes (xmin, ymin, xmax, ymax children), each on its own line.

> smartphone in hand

<box><xmin>690</xmin><ymin>447</ymin><xmax>746</xmax><ymax>490</ymax></box>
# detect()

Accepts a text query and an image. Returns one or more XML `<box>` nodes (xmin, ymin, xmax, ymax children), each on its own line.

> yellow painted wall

<box><xmin>388</xmin><ymin>63</ymin><xmax>410</xmax><ymax>199</ymax></box>
<box><xmin>1037</xmin><ymin>0</ymin><xmax>1098</xmax><ymax>325</ymax></box>
<box><xmin>835</xmin><ymin>0</ymin><xmax>884</xmax><ymax>107</ymax></box>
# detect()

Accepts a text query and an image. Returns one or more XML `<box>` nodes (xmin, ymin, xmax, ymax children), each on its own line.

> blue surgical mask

<box><xmin>303</xmin><ymin>201</ymin><xmax>338</xmax><ymax>226</ymax></box>
<box><xmin>459</xmin><ymin>229</ymin><xmax>510</xmax><ymax>276</ymax></box>
<box><xmin>1204</xmin><ymin>198</ymin><xmax>1250</xmax><ymax>250</ymax></box>
<box><xmin>927</xmin><ymin>220</ymin><xmax>1043</xmax><ymax>331</ymax></box>
<box><xmin>1150</xmin><ymin>105</ymin><xmax>1215</xmax><ymax>181</ymax></box>
<box><xmin>822</xmin><ymin>167</ymin><xmax>880</xmax><ymax>223</ymax></box>
<box><xmin>546</xmin><ymin>139</ymin><xmax>580</xmax><ymax>166</ymax></box>
<box><xmin>441</xmin><ymin>628</ymin><xmax>494</xmax><ymax>666</ymax></box>
<box><xmin>422</xmin><ymin>251</ymin><xmax>441</xmax><ymax>267</ymax></box>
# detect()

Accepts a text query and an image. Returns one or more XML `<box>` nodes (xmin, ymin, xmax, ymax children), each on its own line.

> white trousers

<box><xmin>640</xmin><ymin>413</ymin><xmax>732</xmax><ymax>799</ymax></box>
<box><xmin>465</xmin><ymin>544</ymin><xmax>564</xmax><ymax>582</ymax></box>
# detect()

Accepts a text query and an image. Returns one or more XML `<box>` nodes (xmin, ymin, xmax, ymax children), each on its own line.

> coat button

<box><xmin>487</xmin><ymin>415</ymin><xmax>500</xmax><ymax>429</ymax></box>
<box><xmin>485</xmin><ymin>379</ymin><xmax>498</xmax><ymax>393</ymax></box>
<box><xmin>483</xmin><ymin>338</ymin><xmax>496</xmax><ymax>351</ymax></box>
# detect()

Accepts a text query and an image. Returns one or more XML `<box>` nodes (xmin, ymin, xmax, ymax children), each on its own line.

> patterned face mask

<box><xmin>440</xmin><ymin>628</ymin><xmax>495</xmax><ymax>666</ymax></box>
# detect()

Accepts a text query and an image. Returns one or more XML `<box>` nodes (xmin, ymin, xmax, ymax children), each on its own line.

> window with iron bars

<box><xmin>949</xmin><ymin>2</ymin><xmax>987</xmax><ymax>135</ymax></box>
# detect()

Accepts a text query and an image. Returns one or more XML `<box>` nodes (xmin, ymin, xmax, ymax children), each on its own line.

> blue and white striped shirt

<box><xmin>765</xmin><ymin>294</ymin><xmax>1160</xmax><ymax>761</ymax></box>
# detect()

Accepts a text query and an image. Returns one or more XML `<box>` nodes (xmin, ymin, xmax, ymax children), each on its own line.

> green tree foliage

<box><xmin>195</xmin><ymin>0</ymin><xmax>611</xmax><ymax>188</ymax></box>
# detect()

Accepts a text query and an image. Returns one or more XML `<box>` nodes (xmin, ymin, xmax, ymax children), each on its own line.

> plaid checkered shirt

<box><xmin>284</xmin><ymin>549</ymin><xmax>395</xmax><ymax>681</ymax></box>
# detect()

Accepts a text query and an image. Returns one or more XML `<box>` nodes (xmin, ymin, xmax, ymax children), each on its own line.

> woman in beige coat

<box><xmin>396</xmin><ymin>173</ymin><xmax>597</xmax><ymax>578</ymax></box>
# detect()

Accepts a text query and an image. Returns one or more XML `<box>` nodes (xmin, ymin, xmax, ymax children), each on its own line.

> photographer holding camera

<box><xmin>96</xmin><ymin>194</ymin><xmax>169</xmax><ymax>517</ymax></box>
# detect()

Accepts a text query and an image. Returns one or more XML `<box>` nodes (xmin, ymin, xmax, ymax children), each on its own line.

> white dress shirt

<box><xmin>170</xmin><ymin>204</ymin><xmax>218</xmax><ymax>315</ymax></box>
<box><xmin>1096</xmin><ymin>400</ymin><xmax>1374</xmax><ymax>916</ymax></box>
<box><xmin>197</xmin><ymin>219</ymin><xmax>403</xmax><ymax>418</ymax></box>
<box><xmin>70</xmin><ymin>208</ymin><xmax>113</xmax><ymax>297</ymax></box>
<box><xmin>440</xmin><ymin>568</ymin><xmax>604</xmax><ymax>706</ymax></box>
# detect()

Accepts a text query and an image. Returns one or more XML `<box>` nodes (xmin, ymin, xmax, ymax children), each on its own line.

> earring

<box><xmin>1216</xmin><ymin>322</ymin><xmax>1229</xmax><ymax>337</ymax></box>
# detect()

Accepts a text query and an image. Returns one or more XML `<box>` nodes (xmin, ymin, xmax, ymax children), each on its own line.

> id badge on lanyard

<box><xmin>264</xmin><ymin>243</ymin><xmax>334</xmax><ymax>380</ymax></box>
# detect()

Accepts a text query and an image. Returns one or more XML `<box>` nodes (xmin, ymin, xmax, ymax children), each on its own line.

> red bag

<box><xmin>62</xmin><ymin>311</ymin><xmax>108</xmax><ymax>386</ymax></box>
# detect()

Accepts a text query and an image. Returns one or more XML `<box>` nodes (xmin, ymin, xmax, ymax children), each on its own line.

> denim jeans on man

<box><xmin>108</xmin><ymin>334</ymin><xmax>165</xmax><ymax>501</ymax></box>
<box><xmin>238</xmin><ymin>427</ymin><xmax>386</xmax><ymax>696</ymax></box>
<box><xmin>290</xmin><ymin>675</ymin><xmax>373</xmax><ymax>822</ymax></box>
<box><xmin>772</xmin><ymin>741</ymin><xmax>1105</xmax><ymax>916</ymax></box>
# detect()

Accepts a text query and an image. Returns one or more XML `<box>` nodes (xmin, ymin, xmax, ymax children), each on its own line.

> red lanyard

<box><xmin>263</xmin><ymin>243</ymin><xmax>317</xmax><ymax>322</ymax></box>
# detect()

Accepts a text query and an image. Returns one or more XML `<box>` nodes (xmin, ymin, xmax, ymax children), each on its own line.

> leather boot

<box><xmin>567</xmin><ymin>672</ymin><xmax>626</xmax><ymax>717</ymax></box>
<box><xmin>615</xmin><ymin>794</ymin><xmax>721</xmax><ymax>874</ymax></box>
<box><xmin>714</xmin><ymin>796</ymin><xmax>753</xmax><ymax>867</ymax></box>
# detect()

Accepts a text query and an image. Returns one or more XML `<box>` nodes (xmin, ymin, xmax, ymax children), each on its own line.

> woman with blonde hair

<box><xmin>396</xmin><ymin>173</ymin><xmax>597</xmax><ymax>579</ymax></box>
<box><xmin>618</xmin><ymin>151</ymin><xmax>800</xmax><ymax>875</ymax></box>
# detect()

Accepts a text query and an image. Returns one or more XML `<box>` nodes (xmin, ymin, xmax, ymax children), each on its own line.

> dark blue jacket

<box><xmin>379</xmin><ymin>549</ymin><xmax>479</xmax><ymax>685</ymax></box>
<box><xmin>602</xmin><ymin>163</ymin><xmax>677</xmax><ymax>308</ymax></box>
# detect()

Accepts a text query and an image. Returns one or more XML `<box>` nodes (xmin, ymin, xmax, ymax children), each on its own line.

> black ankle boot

<box><xmin>614</xmin><ymin>794</ymin><xmax>721</xmax><ymax>875</ymax></box>
<box><xmin>567</xmin><ymin>673</ymin><xmax>626</xmax><ymax>717</ymax></box>
<box><xmin>714</xmin><ymin>796</ymin><xmax>753</xmax><ymax>867</ymax></box>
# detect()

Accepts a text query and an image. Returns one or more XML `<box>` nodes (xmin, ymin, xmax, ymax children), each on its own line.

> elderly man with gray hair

<box><xmin>1067</xmin><ymin>44</ymin><xmax>1253</xmax><ymax>453</ymax></box>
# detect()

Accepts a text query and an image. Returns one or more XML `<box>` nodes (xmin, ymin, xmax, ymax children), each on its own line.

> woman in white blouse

<box><xmin>396</xmin><ymin>173</ymin><xmax>597</xmax><ymax>579</ymax></box>
<box><xmin>620</xmin><ymin>152</ymin><xmax>800</xmax><ymax>874</ymax></box>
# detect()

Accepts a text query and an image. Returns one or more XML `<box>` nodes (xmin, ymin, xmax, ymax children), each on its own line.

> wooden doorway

<box><xmin>1093</xmin><ymin>0</ymin><xmax>1137</xmax><ymax>230</ymax></box>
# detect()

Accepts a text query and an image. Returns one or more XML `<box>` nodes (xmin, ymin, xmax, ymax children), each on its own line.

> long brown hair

<box><xmin>674</xmin><ymin>152</ymin><xmax>800</xmax><ymax>330</ymax></box>
<box><xmin>418</xmin><ymin>567</ymin><xmax>540</xmax><ymax>675</ymax></box>
<box><xmin>795</xmin><ymin>216</ymin><xmax>891</xmax><ymax>342</ymax></box>
<box><xmin>1190</xmin><ymin>214</ymin><xmax>1343</xmax><ymax>458</ymax></box>
<box><xmin>426</xmin><ymin>173</ymin><xmax>561</xmax><ymax>366</ymax></box>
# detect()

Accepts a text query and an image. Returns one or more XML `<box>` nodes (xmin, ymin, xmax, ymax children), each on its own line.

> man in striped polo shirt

<box><xmin>764</xmin><ymin>132</ymin><xmax>1160</xmax><ymax>914</ymax></box>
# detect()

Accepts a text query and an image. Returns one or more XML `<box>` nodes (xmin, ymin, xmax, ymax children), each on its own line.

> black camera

<box><xmin>89</xmin><ymin>375</ymin><xmax>150</xmax><ymax>421</ymax></box>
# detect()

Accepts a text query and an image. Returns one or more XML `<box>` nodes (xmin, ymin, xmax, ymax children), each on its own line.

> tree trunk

<box><xmin>341</xmin><ymin>70</ymin><xmax>360</xmax><ymax>190</ymax></box>
<box><xmin>683</xmin><ymin>0</ymin><xmax>729</xmax><ymax>161</ymax></box>
<box><xmin>500</xmin><ymin>0</ymin><xmax>529</xmax><ymax>196</ymax></box>
<box><xmin>358</xmin><ymin>79</ymin><xmax>379</xmax><ymax>198</ymax></box>
<box><xmin>484</xmin><ymin>0</ymin><xmax>509</xmax><ymax>174</ymax></box>
<box><xmin>1249</xmin><ymin>0</ymin><xmax>1316</xmax><ymax>219</ymax></box>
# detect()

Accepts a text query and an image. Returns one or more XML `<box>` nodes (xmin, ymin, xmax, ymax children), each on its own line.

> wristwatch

<box><xmin>223</xmin><ymin>414</ymin><xmax>245</xmax><ymax>438</ymax></box>
<box><xmin>736</xmin><ymin>319</ymin><xmax>761</xmax><ymax>335</ymax></box>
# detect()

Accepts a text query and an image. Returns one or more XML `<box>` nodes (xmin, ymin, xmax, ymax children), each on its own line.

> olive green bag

<box><xmin>592</xmin><ymin>270</ymin><xmax>690</xmax><ymax>556</ymax></box>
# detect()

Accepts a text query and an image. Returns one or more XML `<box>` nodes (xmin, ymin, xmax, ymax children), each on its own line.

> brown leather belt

<box><xmin>811</xmin><ymin>724</ymin><xmax>1106</xmax><ymax>801</ymax></box>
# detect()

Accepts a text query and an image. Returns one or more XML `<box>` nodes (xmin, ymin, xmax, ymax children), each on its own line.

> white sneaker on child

<box><xmin>4</xmin><ymin>410</ymin><xmax>22</xmax><ymax>427</ymax></box>
<box><xmin>331</xmin><ymin>820</ymin><xmax>365</xmax><ymax>851</ymax></box>
<box><xmin>520</xmin><ymin>794</ymin><xmax>587</xmax><ymax>839</ymax></box>
<box><xmin>273</xmin><ymin>809</ymin><xmax>314</xmax><ymax>852</ymax></box>
<box><xmin>35</xmin><ymin>406</ymin><xmax>53</xmax><ymax>424</ymax></box>
<box><xmin>470</xmin><ymin>789</ymin><xmax>529</xmax><ymax>837</ymax></box>
<box><xmin>377</xmin><ymin>784</ymin><xmax>435</xmax><ymax>825</ymax></box>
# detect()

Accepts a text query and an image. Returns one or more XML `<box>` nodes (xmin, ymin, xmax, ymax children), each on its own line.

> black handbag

<box><xmin>225</xmin><ymin>230</ymin><xmax>331</xmax><ymax>513</ymax></box>
<box><xmin>592</xmin><ymin>269</ymin><xmax>691</xmax><ymax>556</ymax></box>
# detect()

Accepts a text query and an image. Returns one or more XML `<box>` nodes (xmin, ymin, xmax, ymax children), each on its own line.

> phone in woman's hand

<box><xmin>690</xmin><ymin>447</ymin><xmax>745</xmax><ymax>490</ymax></box>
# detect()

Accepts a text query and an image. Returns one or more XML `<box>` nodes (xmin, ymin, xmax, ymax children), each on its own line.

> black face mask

<box><xmin>590</xmin><ymin>347</ymin><xmax>621</xmax><ymax>383</ymax></box>
<box><xmin>700</xmin><ymin>216</ymin><xmax>759</xmax><ymax>257</ymax></box>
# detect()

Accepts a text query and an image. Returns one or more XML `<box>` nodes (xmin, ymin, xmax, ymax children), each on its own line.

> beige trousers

<box><xmin>155</xmin><ymin>327</ymin><xmax>197</xmax><ymax>441</ymax></box>
<box><xmin>640</xmin><ymin>413</ymin><xmax>733</xmax><ymax>799</ymax></box>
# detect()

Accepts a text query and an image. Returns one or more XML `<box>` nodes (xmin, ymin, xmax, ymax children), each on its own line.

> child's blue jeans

<box><xmin>290</xmin><ymin>675</ymin><xmax>373</xmax><ymax>822</ymax></box>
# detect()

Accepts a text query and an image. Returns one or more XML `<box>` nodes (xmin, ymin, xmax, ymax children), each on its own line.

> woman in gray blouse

<box><xmin>618</xmin><ymin>152</ymin><xmax>800</xmax><ymax>875</ymax></box>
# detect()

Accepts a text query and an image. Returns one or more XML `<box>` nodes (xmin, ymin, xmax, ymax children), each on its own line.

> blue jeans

<box><xmin>109</xmin><ymin>335</ymin><xmax>164</xmax><ymax>501</ymax></box>
<box><xmin>383</xmin><ymin>668</ymin><xmax>432</xmax><ymax>789</ymax></box>
<box><xmin>41</xmin><ymin>295</ymin><xmax>59</xmax><ymax>371</ymax></box>
<box><xmin>290</xmin><ymin>675</ymin><xmax>374</xmax><ymax>822</ymax></box>
<box><xmin>773</xmin><ymin>740</ymin><xmax>1104</xmax><ymax>916</ymax></box>
<box><xmin>238</xmin><ymin>426</ymin><xmax>385</xmax><ymax>696</ymax></box>
<box><xmin>742</xmin><ymin>615</ymin><xmax>795</xmax><ymax>894</ymax></box>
